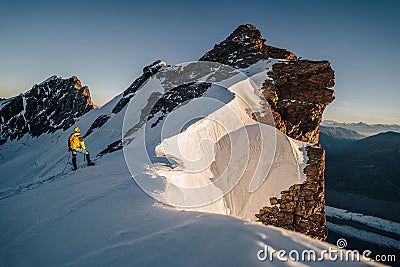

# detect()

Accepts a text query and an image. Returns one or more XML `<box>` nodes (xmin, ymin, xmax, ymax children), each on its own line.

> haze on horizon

<box><xmin>0</xmin><ymin>0</ymin><xmax>399</xmax><ymax>125</ymax></box>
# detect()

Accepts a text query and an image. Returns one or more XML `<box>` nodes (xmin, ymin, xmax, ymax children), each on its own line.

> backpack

<box><xmin>68</xmin><ymin>133</ymin><xmax>74</xmax><ymax>151</ymax></box>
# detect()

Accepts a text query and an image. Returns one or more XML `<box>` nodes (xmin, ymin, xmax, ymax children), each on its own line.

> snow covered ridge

<box><xmin>0</xmin><ymin>23</ymin><xmax>336</xmax><ymax>245</ymax></box>
<box><xmin>0</xmin><ymin>151</ymin><xmax>382</xmax><ymax>266</ymax></box>
<box><xmin>120</xmin><ymin>61</ymin><xmax>313</xmax><ymax>229</ymax></box>
<box><xmin>113</xmin><ymin>22</ymin><xmax>335</xmax><ymax>240</ymax></box>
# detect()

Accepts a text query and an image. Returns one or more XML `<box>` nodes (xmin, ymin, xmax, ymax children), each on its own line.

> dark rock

<box><xmin>84</xmin><ymin>114</ymin><xmax>111</xmax><ymax>138</ymax></box>
<box><xmin>256</xmin><ymin>60</ymin><xmax>335</xmax><ymax>143</ymax></box>
<box><xmin>199</xmin><ymin>24</ymin><xmax>296</xmax><ymax>68</ymax></box>
<box><xmin>266</xmin><ymin>45</ymin><xmax>297</xmax><ymax>61</ymax></box>
<box><xmin>147</xmin><ymin>82</ymin><xmax>212</xmax><ymax>128</ymax></box>
<box><xmin>112</xmin><ymin>60</ymin><xmax>166</xmax><ymax>114</ymax></box>
<box><xmin>0</xmin><ymin>75</ymin><xmax>94</xmax><ymax>145</ymax></box>
<box><xmin>97</xmin><ymin>139</ymin><xmax>123</xmax><ymax>157</ymax></box>
<box><xmin>256</xmin><ymin>144</ymin><xmax>328</xmax><ymax>240</ymax></box>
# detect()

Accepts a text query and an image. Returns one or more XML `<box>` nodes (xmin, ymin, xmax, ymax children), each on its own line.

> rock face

<box><xmin>83</xmin><ymin>114</ymin><xmax>111</xmax><ymax>138</ymax></box>
<box><xmin>201</xmin><ymin>24</ymin><xmax>334</xmax><ymax>240</ymax></box>
<box><xmin>201</xmin><ymin>24</ymin><xmax>335</xmax><ymax>144</ymax></box>
<box><xmin>262</xmin><ymin>60</ymin><xmax>335</xmax><ymax>143</ymax></box>
<box><xmin>146</xmin><ymin>82</ymin><xmax>212</xmax><ymax>128</ymax></box>
<box><xmin>200</xmin><ymin>24</ymin><xmax>297</xmax><ymax>68</ymax></box>
<box><xmin>256</xmin><ymin>145</ymin><xmax>328</xmax><ymax>240</ymax></box>
<box><xmin>0</xmin><ymin>75</ymin><xmax>94</xmax><ymax>146</ymax></box>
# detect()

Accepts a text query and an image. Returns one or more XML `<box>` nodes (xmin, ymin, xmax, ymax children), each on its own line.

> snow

<box><xmin>39</xmin><ymin>74</ymin><xmax>62</xmax><ymax>85</ymax></box>
<box><xmin>0</xmin><ymin>89</ymin><xmax>124</xmax><ymax>194</ymax></box>
<box><xmin>20</xmin><ymin>96</ymin><xmax>26</xmax><ymax>117</ymax></box>
<box><xmin>119</xmin><ymin>63</ymin><xmax>309</xmax><ymax>221</ymax></box>
<box><xmin>0</xmin><ymin>60</ymin><xmax>382</xmax><ymax>266</ymax></box>
<box><xmin>152</xmin><ymin>107</ymin><xmax>307</xmax><ymax>219</ymax></box>
<box><xmin>20</xmin><ymin>95</ymin><xmax>30</xmax><ymax>131</ymax></box>
<box><xmin>0</xmin><ymin>151</ymin><xmax>379</xmax><ymax>266</ymax></box>
<box><xmin>326</xmin><ymin>206</ymin><xmax>400</xmax><ymax>236</ymax></box>
<box><xmin>327</xmin><ymin>222</ymin><xmax>400</xmax><ymax>250</ymax></box>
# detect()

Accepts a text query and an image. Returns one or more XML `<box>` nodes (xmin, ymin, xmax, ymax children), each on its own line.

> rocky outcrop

<box><xmin>199</xmin><ymin>24</ymin><xmax>334</xmax><ymax>240</ymax></box>
<box><xmin>254</xmin><ymin>59</ymin><xmax>333</xmax><ymax>240</ymax></box>
<box><xmin>260</xmin><ymin>60</ymin><xmax>335</xmax><ymax>143</ymax></box>
<box><xmin>147</xmin><ymin>82</ymin><xmax>212</xmax><ymax>128</ymax></box>
<box><xmin>0</xmin><ymin>75</ymin><xmax>94</xmax><ymax>145</ymax></box>
<box><xmin>97</xmin><ymin>139</ymin><xmax>123</xmax><ymax>157</ymax></box>
<box><xmin>84</xmin><ymin>114</ymin><xmax>111</xmax><ymax>138</ymax></box>
<box><xmin>256</xmin><ymin>145</ymin><xmax>327</xmax><ymax>240</ymax></box>
<box><xmin>200</xmin><ymin>23</ymin><xmax>335</xmax><ymax>141</ymax></box>
<box><xmin>199</xmin><ymin>24</ymin><xmax>296</xmax><ymax>68</ymax></box>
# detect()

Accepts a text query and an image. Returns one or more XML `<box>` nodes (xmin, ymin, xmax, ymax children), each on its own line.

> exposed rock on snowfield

<box><xmin>97</xmin><ymin>139</ymin><xmax>123</xmax><ymax>157</ymax></box>
<box><xmin>83</xmin><ymin>114</ymin><xmax>111</xmax><ymax>138</ymax></box>
<box><xmin>111</xmin><ymin>60</ymin><xmax>166</xmax><ymax>114</ymax></box>
<box><xmin>0</xmin><ymin>75</ymin><xmax>94</xmax><ymax>145</ymax></box>
<box><xmin>146</xmin><ymin>82</ymin><xmax>212</xmax><ymax>128</ymax></box>
<box><xmin>85</xmin><ymin>60</ymin><xmax>167</xmax><ymax>154</ymax></box>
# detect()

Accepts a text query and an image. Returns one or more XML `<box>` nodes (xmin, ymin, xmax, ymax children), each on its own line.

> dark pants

<box><xmin>71</xmin><ymin>150</ymin><xmax>92</xmax><ymax>170</ymax></box>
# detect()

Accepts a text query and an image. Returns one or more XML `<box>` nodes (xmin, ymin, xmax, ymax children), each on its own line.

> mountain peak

<box><xmin>236</xmin><ymin>23</ymin><xmax>257</xmax><ymax>30</ymax></box>
<box><xmin>0</xmin><ymin>75</ymin><xmax>95</xmax><ymax>145</ymax></box>
<box><xmin>229</xmin><ymin>23</ymin><xmax>264</xmax><ymax>42</ymax></box>
<box><xmin>199</xmin><ymin>24</ymin><xmax>297</xmax><ymax>67</ymax></box>
<box><xmin>39</xmin><ymin>74</ymin><xmax>63</xmax><ymax>85</ymax></box>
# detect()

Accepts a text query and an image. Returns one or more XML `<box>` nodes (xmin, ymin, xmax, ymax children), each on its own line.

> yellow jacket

<box><xmin>69</xmin><ymin>133</ymin><xmax>86</xmax><ymax>150</ymax></box>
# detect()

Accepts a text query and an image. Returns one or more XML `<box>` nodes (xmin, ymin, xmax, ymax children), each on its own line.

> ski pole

<box><xmin>61</xmin><ymin>153</ymin><xmax>71</xmax><ymax>175</ymax></box>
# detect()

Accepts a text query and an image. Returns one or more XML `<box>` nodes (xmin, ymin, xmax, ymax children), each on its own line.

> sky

<box><xmin>0</xmin><ymin>0</ymin><xmax>399</xmax><ymax>124</ymax></box>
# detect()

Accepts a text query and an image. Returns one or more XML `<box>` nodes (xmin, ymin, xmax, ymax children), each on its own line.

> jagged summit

<box><xmin>200</xmin><ymin>24</ymin><xmax>297</xmax><ymax>67</ymax></box>
<box><xmin>39</xmin><ymin>74</ymin><xmax>63</xmax><ymax>85</ymax></box>
<box><xmin>0</xmin><ymin>75</ymin><xmax>95</xmax><ymax>145</ymax></box>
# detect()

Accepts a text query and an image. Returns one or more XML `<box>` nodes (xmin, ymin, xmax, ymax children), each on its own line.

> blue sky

<box><xmin>1</xmin><ymin>0</ymin><xmax>399</xmax><ymax>124</ymax></box>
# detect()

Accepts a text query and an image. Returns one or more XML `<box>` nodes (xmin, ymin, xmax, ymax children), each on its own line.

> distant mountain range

<box><xmin>319</xmin><ymin>126</ymin><xmax>364</xmax><ymax>154</ymax></box>
<box><xmin>320</xmin><ymin>121</ymin><xmax>400</xmax><ymax>221</ymax></box>
<box><xmin>320</xmin><ymin>130</ymin><xmax>400</xmax><ymax>221</ymax></box>
<box><xmin>321</xmin><ymin>120</ymin><xmax>400</xmax><ymax>136</ymax></box>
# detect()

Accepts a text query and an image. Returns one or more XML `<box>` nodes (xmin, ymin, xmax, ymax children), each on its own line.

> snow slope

<box><xmin>0</xmin><ymin>60</ymin><xmax>382</xmax><ymax>266</ymax></box>
<box><xmin>326</xmin><ymin>206</ymin><xmax>400</xmax><ymax>236</ymax></box>
<box><xmin>326</xmin><ymin>206</ymin><xmax>400</xmax><ymax>250</ymax></box>
<box><xmin>0</xmin><ymin>151</ymin><xmax>380</xmax><ymax>266</ymax></box>
<box><xmin>0</xmin><ymin>91</ymin><xmax>123</xmax><ymax>197</ymax></box>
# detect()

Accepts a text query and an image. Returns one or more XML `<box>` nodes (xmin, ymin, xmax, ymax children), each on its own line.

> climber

<box><xmin>68</xmin><ymin>127</ymin><xmax>95</xmax><ymax>170</ymax></box>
